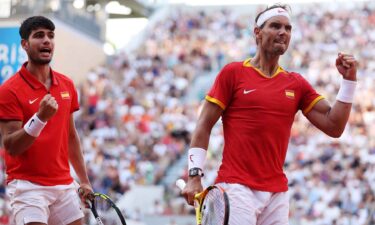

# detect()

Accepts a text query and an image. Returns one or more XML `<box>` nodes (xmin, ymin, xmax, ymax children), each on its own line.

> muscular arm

<box><xmin>0</xmin><ymin>94</ymin><xmax>59</xmax><ymax>156</ymax></box>
<box><xmin>305</xmin><ymin>99</ymin><xmax>352</xmax><ymax>138</ymax></box>
<box><xmin>306</xmin><ymin>52</ymin><xmax>357</xmax><ymax>138</ymax></box>
<box><xmin>190</xmin><ymin>100</ymin><xmax>223</xmax><ymax>149</ymax></box>
<box><xmin>0</xmin><ymin>120</ymin><xmax>36</xmax><ymax>156</ymax></box>
<box><xmin>183</xmin><ymin>100</ymin><xmax>223</xmax><ymax>205</ymax></box>
<box><xmin>68</xmin><ymin>115</ymin><xmax>90</xmax><ymax>184</ymax></box>
<box><xmin>68</xmin><ymin>115</ymin><xmax>92</xmax><ymax>198</ymax></box>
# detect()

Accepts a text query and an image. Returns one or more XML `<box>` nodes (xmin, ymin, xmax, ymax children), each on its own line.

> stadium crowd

<box><xmin>1</xmin><ymin>2</ymin><xmax>375</xmax><ymax>225</ymax></box>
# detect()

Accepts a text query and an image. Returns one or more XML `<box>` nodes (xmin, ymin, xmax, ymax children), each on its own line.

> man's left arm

<box><xmin>306</xmin><ymin>53</ymin><xmax>357</xmax><ymax>138</ymax></box>
<box><xmin>68</xmin><ymin>115</ymin><xmax>93</xmax><ymax>200</ymax></box>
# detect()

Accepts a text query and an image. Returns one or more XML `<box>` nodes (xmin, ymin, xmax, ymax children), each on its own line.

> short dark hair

<box><xmin>19</xmin><ymin>16</ymin><xmax>55</xmax><ymax>40</ymax></box>
<box><xmin>255</xmin><ymin>4</ymin><xmax>291</xmax><ymax>28</ymax></box>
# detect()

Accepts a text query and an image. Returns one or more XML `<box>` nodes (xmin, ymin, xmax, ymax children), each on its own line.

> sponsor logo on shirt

<box><xmin>29</xmin><ymin>98</ymin><xmax>38</xmax><ymax>104</ymax></box>
<box><xmin>243</xmin><ymin>89</ymin><xmax>256</xmax><ymax>94</ymax></box>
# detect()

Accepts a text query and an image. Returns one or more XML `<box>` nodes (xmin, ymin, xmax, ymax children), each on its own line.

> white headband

<box><xmin>256</xmin><ymin>7</ymin><xmax>291</xmax><ymax>27</ymax></box>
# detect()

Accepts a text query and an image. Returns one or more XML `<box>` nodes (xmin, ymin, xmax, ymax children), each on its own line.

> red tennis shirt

<box><xmin>0</xmin><ymin>62</ymin><xmax>79</xmax><ymax>186</ymax></box>
<box><xmin>207</xmin><ymin>59</ymin><xmax>324</xmax><ymax>192</ymax></box>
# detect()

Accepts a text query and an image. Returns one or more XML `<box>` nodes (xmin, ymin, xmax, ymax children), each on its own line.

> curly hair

<box><xmin>19</xmin><ymin>16</ymin><xmax>55</xmax><ymax>40</ymax></box>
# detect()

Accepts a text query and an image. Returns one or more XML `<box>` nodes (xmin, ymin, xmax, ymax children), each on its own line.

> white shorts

<box><xmin>217</xmin><ymin>183</ymin><xmax>289</xmax><ymax>225</ymax></box>
<box><xmin>6</xmin><ymin>179</ymin><xmax>84</xmax><ymax>225</ymax></box>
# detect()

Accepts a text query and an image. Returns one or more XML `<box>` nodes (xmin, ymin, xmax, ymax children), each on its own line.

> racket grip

<box><xmin>195</xmin><ymin>203</ymin><xmax>202</xmax><ymax>225</ymax></box>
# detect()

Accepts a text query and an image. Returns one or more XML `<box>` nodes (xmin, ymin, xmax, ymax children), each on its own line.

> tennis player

<box><xmin>0</xmin><ymin>16</ymin><xmax>92</xmax><ymax>225</ymax></box>
<box><xmin>182</xmin><ymin>4</ymin><xmax>358</xmax><ymax>225</ymax></box>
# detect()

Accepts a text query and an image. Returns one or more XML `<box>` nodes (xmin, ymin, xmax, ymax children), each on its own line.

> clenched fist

<box><xmin>336</xmin><ymin>52</ymin><xmax>358</xmax><ymax>81</ymax></box>
<box><xmin>36</xmin><ymin>94</ymin><xmax>58</xmax><ymax>122</ymax></box>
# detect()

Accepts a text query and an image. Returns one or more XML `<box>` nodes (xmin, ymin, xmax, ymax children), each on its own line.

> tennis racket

<box><xmin>176</xmin><ymin>179</ymin><xmax>230</xmax><ymax>225</ymax></box>
<box><xmin>79</xmin><ymin>189</ymin><xmax>127</xmax><ymax>225</ymax></box>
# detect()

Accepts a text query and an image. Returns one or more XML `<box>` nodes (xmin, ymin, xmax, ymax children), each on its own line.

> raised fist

<box><xmin>36</xmin><ymin>94</ymin><xmax>58</xmax><ymax>122</ymax></box>
<box><xmin>336</xmin><ymin>52</ymin><xmax>358</xmax><ymax>81</ymax></box>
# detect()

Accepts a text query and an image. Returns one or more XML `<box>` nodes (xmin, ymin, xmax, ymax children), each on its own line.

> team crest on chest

<box><xmin>60</xmin><ymin>91</ymin><xmax>70</xmax><ymax>99</ymax></box>
<box><xmin>285</xmin><ymin>90</ymin><xmax>295</xmax><ymax>99</ymax></box>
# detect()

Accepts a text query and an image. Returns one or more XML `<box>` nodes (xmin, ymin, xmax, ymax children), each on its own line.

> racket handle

<box><xmin>85</xmin><ymin>199</ymin><xmax>92</xmax><ymax>208</ymax></box>
<box><xmin>194</xmin><ymin>201</ymin><xmax>203</xmax><ymax>225</ymax></box>
<box><xmin>176</xmin><ymin>179</ymin><xmax>186</xmax><ymax>190</ymax></box>
<box><xmin>176</xmin><ymin>180</ymin><xmax>203</xmax><ymax>225</ymax></box>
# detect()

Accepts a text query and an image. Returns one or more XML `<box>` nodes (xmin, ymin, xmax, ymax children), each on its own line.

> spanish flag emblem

<box><xmin>285</xmin><ymin>90</ymin><xmax>295</xmax><ymax>99</ymax></box>
<box><xmin>60</xmin><ymin>91</ymin><xmax>70</xmax><ymax>99</ymax></box>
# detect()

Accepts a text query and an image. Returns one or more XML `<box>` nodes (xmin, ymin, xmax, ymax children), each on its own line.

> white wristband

<box><xmin>24</xmin><ymin>113</ymin><xmax>47</xmax><ymax>137</ymax></box>
<box><xmin>336</xmin><ymin>79</ymin><xmax>357</xmax><ymax>103</ymax></box>
<box><xmin>188</xmin><ymin>147</ymin><xmax>207</xmax><ymax>170</ymax></box>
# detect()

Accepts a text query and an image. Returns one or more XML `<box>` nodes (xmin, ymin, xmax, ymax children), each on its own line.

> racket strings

<box><xmin>92</xmin><ymin>196</ymin><xmax>124</xmax><ymax>225</ymax></box>
<box><xmin>201</xmin><ymin>188</ymin><xmax>227</xmax><ymax>225</ymax></box>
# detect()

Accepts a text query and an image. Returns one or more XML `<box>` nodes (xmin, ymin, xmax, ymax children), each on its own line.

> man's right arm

<box><xmin>0</xmin><ymin>120</ymin><xmax>37</xmax><ymax>156</ymax></box>
<box><xmin>0</xmin><ymin>94</ymin><xmax>58</xmax><ymax>156</ymax></box>
<box><xmin>182</xmin><ymin>100</ymin><xmax>223</xmax><ymax>205</ymax></box>
<box><xmin>190</xmin><ymin>100</ymin><xmax>223</xmax><ymax>149</ymax></box>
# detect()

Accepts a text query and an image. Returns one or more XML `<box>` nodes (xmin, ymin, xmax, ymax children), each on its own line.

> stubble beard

<box><xmin>29</xmin><ymin>54</ymin><xmax>52</xmax><ymax>65</ymax></box>
<box><xmin>274</xmin><ymin>48</ymin><xmax>287</xmax><ymax>56</ymax></box>
<box><xmin>270</xmin><ymin>43</ymin><xmax>288</xmax><ymax>56</ymax></box>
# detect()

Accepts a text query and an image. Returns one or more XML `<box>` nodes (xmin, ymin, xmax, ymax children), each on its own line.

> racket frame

<box><xmin>87</xmin><ymin>192</ymin><xmax>127</xmax><ymax>225</ymax></box>
<box><xmin>194</xmin><ymin>185</ymin><xmax>230</xmax><ymax>225</ymax></box>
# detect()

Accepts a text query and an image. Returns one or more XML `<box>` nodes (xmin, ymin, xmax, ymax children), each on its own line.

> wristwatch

<box><xmin>189</xmin><ymin>167</ymin><xmax>204</xmax><ymax>177</ymax></box>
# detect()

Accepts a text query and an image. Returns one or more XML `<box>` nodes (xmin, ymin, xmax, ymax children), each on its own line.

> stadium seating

<box><xmin>1</xmin><ymin>2</ymin><xmax>374</xmax><ymax>225</ymax></box>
